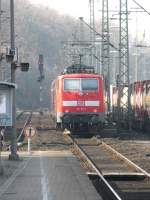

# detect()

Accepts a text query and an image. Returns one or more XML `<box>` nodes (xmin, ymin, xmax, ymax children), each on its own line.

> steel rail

<box><xmin>17</xmin><ymin>111</ymin><xmax>32</xmax><ymax>142</ymax></box>
<box><xmin>16</xmin><ymin>111</ymin><xmax>25</xmax><ymax>120</ymax></box>
<box><xmin>69</xmin><ymin>135</ymin><xmax>122</xmax><ymax>200</ymax></box>
<box><xmin>100</xmin><ymin>140</ymin><xmax>150</xmax><ymax>178</ymax></box>
<box><xmin>16</xmin><ymin>110</ymin><xmax>32</xmax><ymax>120</ymax></box>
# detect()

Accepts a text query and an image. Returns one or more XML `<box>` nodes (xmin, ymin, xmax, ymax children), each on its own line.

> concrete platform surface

<box><xmin>0</xmin><ymin>151</ymin><xmax>103</xmax><ymax>200</ymax></box>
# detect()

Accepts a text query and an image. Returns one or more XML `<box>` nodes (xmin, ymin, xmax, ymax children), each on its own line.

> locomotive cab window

<box><xmin>64</xmin><ymin>79</ymin><xmax>80</xmax><ymax>91</ymax></box>
<box><xmin>82</xmin><ymin>79</ymin><xmax>98</xmax><ymax>91</ymax></box>
<box><xmin>64</xmin><ymin>78</ymin><xmax>98</xmax><ymax>91</ymax></box>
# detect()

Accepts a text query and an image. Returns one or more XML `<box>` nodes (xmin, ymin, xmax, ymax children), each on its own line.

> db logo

<box><xmin>77</xmin><ymin>101</ymin><xmax>85</xmax><ymax>106</ymax></box>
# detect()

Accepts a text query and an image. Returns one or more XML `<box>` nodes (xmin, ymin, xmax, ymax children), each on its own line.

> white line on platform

<box><xmin>40</xmin><ymin>153</ymin><xmax>50</xmax><ymax>200</ymax></box>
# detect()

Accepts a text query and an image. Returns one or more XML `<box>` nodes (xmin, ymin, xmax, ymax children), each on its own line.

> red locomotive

<box><xmin>51</xmin><ymin>65</ymin><xmax>105</xmax><ymax>131</ymax></box>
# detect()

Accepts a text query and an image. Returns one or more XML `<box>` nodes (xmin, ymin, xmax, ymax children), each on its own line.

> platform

<box><xmin>0</xmin><ymin>151</ymin><xmax>102</xmax><ymax>200</ymax></box>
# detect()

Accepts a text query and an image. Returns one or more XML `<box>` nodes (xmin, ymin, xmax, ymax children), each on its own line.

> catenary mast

<box><xmin>101</xmin><ymin>0</ymin><xmax>110</xmax><ymax>112</ymax></box>
<box><xmin>89</xmin><ymin>0</ymin><xmax>96</xmax><ymax>69</ymax></box>
<box><xmin>117</xmin><ymin>0</ymin><xmax>130</xmax><ymax>131</ymax></box>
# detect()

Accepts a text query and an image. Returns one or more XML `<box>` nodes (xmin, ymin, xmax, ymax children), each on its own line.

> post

<box><xmin>0</xmin><ymin>0</ymin><xmax>3</xmax><ymax>169</ymax></box>
<box><xmin>39</xmin><ymin>72</ymin><xmax>43</xmax><ymax>116</ymax></box>
<box><xmin>28</xmin><ymin>137</ymin><xmax>31</xmax><ymax>154</ymax></box>
<box><xmin>38</xmin><ymin>54</ymin><xmax>44</xmax><ymax>115</ymax></box>
<box><xmin>9</xmin><ymin>0</ymin><xmax>19</xmax><ymax>160</ymax></box>
<box><xmin>0</xmin><ymin>0</ymin><xmax>3</xmax><ymax>80</ymax></box>
<box><xmin>28</xmin><ymin>128</ymin><xmax>32</xmax><ymax>154</ymax></box>
<box><xmin>0</xmin><ymin>128</ymin><xmax>4</xmax><ymax>174</ymax></box>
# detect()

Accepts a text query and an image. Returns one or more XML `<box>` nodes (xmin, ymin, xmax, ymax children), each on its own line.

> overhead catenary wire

<box><xmin>79</xmin><ymin>17</ymin><xmax>118</xmax><ymax>51</ymax></box>
<box><xmin>132</xmin><ymin>0</ymin><xmax>150</xmax><ymax>16</ymax></box>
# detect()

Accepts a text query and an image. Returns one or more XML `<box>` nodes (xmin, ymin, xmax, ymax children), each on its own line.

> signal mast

<box><xmin>37</xmin><ymin>54</ymin><xmax>44</xmax><ymax>114</ymax></box>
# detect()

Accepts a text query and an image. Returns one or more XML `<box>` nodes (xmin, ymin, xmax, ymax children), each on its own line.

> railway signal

<box><xmin>37</xmin><ymin>54</ymin><xmax>45</xmax><ymax>115</ymax></box>
<box><xmin>37</xmin><ymin>54</ymin><xmax>44</xmax><ymax>82</ymax></box>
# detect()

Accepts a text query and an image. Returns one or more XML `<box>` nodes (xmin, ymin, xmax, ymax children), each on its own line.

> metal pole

<box><xmin>101</xmin><ymin>0</ymin><xmax>110</xmax><ymax>113</ymax></box>
<box><xmin>28</xmin><ymin>137</ymin><xmax>31</xmax><ymax>154</ymax></box>
<box><xmin>0</xmin><ymin>0</ymin><xmax>2</xmax><ymax>80</ymax></box>
<box><xmin>79</xmin><ymin>17</ymin><xmax>85</xmax><ymax>65</ymax></box>
<box><xmin>117</xmin><ymin>0</ymin><xmax>131</xmax><ymax>133</ymax></box>
<box><xmin>135</xmin><ymin>13</ymin><xmax>138</xmax><ymax>81</ymax></box>
<box><xmin>0</xmin><ymin>0</ymin><xmax>4</xmax><ymax>173</ymax></box>
<box><xmin>0</xmin><ymin>128</ymin><xmax>4</xmax><ymax>175</ymax></box>
<box><xmin>9</xmin><ymin>0</ymin><xmax>19</xmax><ymax>160</ymax></box>
<box><xmin>89</xmin><ymin>0</ymin><xmax>96</xmax><ymax>67</ymax></box>
<box><xmin>28</xmin><ymin>128</ymin><xmax>31</xmax><ymax>154</ymax></box>
<box><xmin>40</xmin><ymin>83</ymin><xmax>43</xmax><ymax>112</ymax></box>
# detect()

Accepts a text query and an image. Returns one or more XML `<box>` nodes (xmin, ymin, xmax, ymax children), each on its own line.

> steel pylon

<box><xmin>101</xmin><ymin>0</ymin><xmax>110</xmax><ymax>112</ymax></box>
<box><xmin>117</xmin><ymin>0</ymin><xmax>130</xmax><ymax>131</ymax></box>
<box><xmin>89</xmin><ymin>0</ymin><xmax>96</xmax><ymax>67</ymax></box>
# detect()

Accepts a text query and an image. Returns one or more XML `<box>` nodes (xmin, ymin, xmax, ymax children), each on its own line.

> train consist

<box><xmin>112</xmin><ymin>80</ymin><xmax>150</xmax><ymax>130</ymax></box>
<box><xmin>51</xmin><ymin>65</ymin><xmax>105</xmax><ymax>131</ymax></box>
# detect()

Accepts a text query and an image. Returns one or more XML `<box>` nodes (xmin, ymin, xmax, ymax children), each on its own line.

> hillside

<box><xmin>13</xmin><ymin>0</ymin><xmax>77</xmax><ymax>109</ymax></box>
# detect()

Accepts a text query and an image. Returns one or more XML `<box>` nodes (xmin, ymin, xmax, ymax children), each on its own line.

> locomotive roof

<box><xmin>63</xmin><ymin>64</ymin><xmax>95</xmax><ymax>74</ymax></box>
<box><xmin>58</xmin><ymin>73</ymin><xmax>102</xmax><ymax>79</ymax></box>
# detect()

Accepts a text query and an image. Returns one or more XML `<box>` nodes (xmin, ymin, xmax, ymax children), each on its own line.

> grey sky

<box><xmin>28</xmin><ymin>0</ymin><xmax>150</xmax><ymax>42</ymax></box>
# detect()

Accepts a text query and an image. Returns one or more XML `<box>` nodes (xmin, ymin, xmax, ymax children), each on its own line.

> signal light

<box><xmin>6</xmin><ymin>54</ymin><xmax>14</xmax><ymax>62</ymax></box>
<box><xmin>20</xmin><ymin>63</ymin><xmax>29</xmax><ymax>72</ymax></box>
<box><xmin>6</xmin><ymin>47</ymin><xmax>15</xmax><ymax>63</ymax></box>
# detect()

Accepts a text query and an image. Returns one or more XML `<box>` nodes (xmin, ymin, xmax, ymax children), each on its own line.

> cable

<box><xmin>132</xmin><ymin>0</ymin><xmax>150</xmax><ymax>16</ymax></box>
<box><xmin>79</xmin><ymin>18</ymin><xmax>118</xmax><ymax>50</ymax></box>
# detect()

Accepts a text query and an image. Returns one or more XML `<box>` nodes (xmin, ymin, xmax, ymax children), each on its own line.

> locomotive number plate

<box><xmin>77</xmin><ymin>101</ymin><xmax>85</xmax><ymax>106</ymax></box>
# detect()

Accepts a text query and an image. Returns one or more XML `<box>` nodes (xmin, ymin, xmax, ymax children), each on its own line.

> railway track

<box><xmin>17</xmin><ymin>111</ymin><xmax>71</xmax><ymax>151</ymax></box>
<box><xmin>67</xmin><ymin>134</ymin><xmax>150</xmax><ymax>200</ymax></box>
<box><xmin>17</xmin><ymin>111</ymin><xmax>32</xmax><ymax>124</ymax></box>
<box><xmin>102</xmin><ymin>137</ymin><xmax>150</xmax><ymax>173</ymax></box>
<box><xmin>1</xmin><ymin>111</ymin><xmax>33</xmax><ymax>151</ymax></box>
<box><xmin>3</xmin><ymin>111</ymin><xmax>33</xmax><ymax>145</ymax></box>
<box><xmin>13</xmin><ymin>112</ymin><xmax>150</xmax><ymax>199</ymax></box>
<box><xmin>17</xmin><ymin>111</ymin><xmax>33</xmax><ymax>143</ymax></box>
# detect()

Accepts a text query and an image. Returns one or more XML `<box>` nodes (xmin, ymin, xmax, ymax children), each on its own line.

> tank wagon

<box><xmin>130</xmin><ymin>80</ymin><xmax>150</xmax><ymax>130</ymax></box>
<box><xmin>51</xmin><ymin>65</ymin><xmax>105</xmax><ymax>131</ymax></box>
<box><xmin>111</xmin><ymin>80</ymin><xmax>150</xmax><ymax>130</ymax></box>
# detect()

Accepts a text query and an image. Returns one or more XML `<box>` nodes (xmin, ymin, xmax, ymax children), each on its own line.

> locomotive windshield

<box><xmin>64</xmin><ymin>79</ymin><xmax>80</xmax><ymax>91</ymax></box>
<box><xmin>82</xmin><ymin>79</ymin><xmax>98</xmax><ymax>91</ymax></box>
<box><xmin>64</xmin><ymin>78</ymin><xmax>98</xmax><ymax>91</ymax></box>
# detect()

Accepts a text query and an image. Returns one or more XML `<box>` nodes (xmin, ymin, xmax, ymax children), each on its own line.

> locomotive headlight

<box><xmin>93</xmin><ymin>109</ymin><xmax>97</xmax><ymax>113</ymax></box>
<box><xmin>65</xmin><ymin>109</ymin><xmax>69</xmax><ymax>113</ymax></box>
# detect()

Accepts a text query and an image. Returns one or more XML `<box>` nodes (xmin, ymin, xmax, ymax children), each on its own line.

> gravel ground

<box><xmin>100</xmin><ymin>128</ymin><xmax>150</xmax><ymax>173</ymax></box>
<box><xmin>19</xmin><ymin>130</ymin><xmax>72</xmax><ymax>151</ymax></box>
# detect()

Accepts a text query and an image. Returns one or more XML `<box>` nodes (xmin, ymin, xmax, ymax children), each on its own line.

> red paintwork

<box><xmin>111</xmin><ymin>80</ymin><xmax>150</xmax><ymax>124</ymax></box>
<box><xmin>51</xmin><ymin>73</ymin><xmax>105</xmax><ymax>115</ymax></box>
<box><xmin>132</xmin><ymin>80</ymin><xmax>150</xmax><ymax>120</ymax></box>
